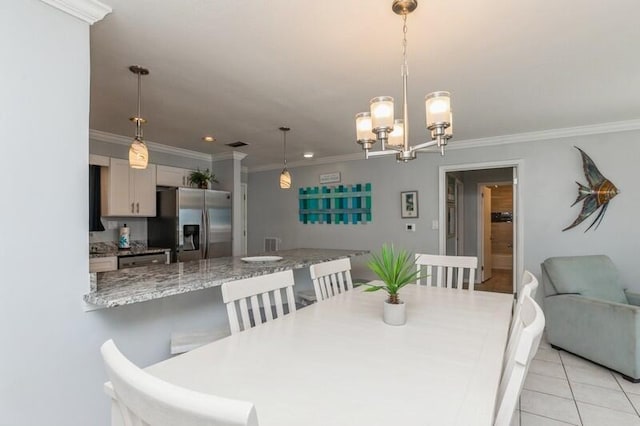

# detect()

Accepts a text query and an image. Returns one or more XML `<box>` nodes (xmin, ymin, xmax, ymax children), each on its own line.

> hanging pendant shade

<box><xmin>128</xmin><ymin>65</ymin><xmax>150</xmax><ymax>169</ymax></box>
<box><xmin>129</xmin><ymin>137</ymin><xmax>149</xmax><ymax>169</ymax></box>
<box><xmin>279</xmin><ymin>168</ymin><xmax>291</xmax><ymax>189</ymax></box>
<box><xmin>279</xmin><ymin>126</ymin><xmax>291</xmax><ymax>189</ymax></box>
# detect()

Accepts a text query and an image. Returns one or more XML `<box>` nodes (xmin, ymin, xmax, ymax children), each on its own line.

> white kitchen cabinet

<box><xmin>89</xmin><ymin>256</ymin><xmax>117</xmax><ymax>273</ymax></box>
<box><xmin>101</xmin><ymin>158</ymin><xmax>157</xmax><ymax>217</ymax></box>
<box><xmin>156</xmin><ymin>165</ymin><xmax>194</xmax><ymax>188</ymax></box>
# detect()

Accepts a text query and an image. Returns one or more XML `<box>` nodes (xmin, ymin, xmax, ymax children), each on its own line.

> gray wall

<box><xmin>0</xmin><ymin>3</ymin><xmax>230</xmax><ymax>425</ymax></box>
<box><xmin>248</xmin><ymin>133</ymin><xmax>639</xmax><ymax>291</ymax></box>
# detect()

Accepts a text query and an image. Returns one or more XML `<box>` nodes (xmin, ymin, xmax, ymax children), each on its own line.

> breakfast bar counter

<box><xmin>84</xmin><ymin>248</ymin><xmax>368</xmax><ymax>309</ymax></box>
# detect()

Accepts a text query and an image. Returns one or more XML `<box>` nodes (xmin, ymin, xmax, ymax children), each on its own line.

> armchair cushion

<box><xmin>543</xmin><ymin>255</ymin><xmax>627</xmax><ymax>304</ymax></box>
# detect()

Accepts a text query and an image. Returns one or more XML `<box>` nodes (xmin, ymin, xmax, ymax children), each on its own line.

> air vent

<box><xmin>226</xmin><ymin>141</ymin><xmax>248</xmax><ymax>148</ymax></box>
<box><xmin>264</xmin><ymin>237</ymin><xmax>280</xmax><ymax>252</ymax></box>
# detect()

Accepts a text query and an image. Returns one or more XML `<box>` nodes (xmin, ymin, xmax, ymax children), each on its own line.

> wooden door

<box><xmin>482</xmin><ymin>186</ymin><xmax>493</xmax><ymax>281</ymax></box>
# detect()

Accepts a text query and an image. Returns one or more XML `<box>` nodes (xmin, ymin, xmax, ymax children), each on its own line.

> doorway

<box><xmin>477</xmin><ymin>182</ymin><xmax>514</xmax><ymax>293</ymax></box>
<box><xmin>439</xmin><ymin>161</ymin><xmax>523</xmax><ymax>296</ymax></box>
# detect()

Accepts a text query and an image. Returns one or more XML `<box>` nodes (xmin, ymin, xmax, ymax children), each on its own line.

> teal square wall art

<box><xmin>298</xmin><ymin>183</ymin><xmax>372</xmax><ymax>224</ymax></box>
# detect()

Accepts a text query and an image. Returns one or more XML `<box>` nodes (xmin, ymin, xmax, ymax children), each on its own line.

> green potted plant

<box><xmin>364</xmin><ymin>244</ymin><xmax>421</xmax><ymax>326</ymax></box>
<box><xmin>187</xmin><ymin>169</ymin><xmax>218</xmax><ymax>189</ymax></box>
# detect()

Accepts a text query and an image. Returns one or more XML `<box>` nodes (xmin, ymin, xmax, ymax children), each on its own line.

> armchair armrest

<box><xmin>625</xmin><ymin>289</ymin><xmax>640</xmax><ymax>307</ymax></box>
<box><xmin>545</xmin><ymin>294</ymin><xmax>640</xmax><ymax>379</ymax></box>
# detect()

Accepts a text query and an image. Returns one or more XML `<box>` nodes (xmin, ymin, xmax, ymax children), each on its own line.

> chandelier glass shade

<box><xmin>128</xmin><ymin>65</ymin><xmax>149</xmax><ymax>169</ymax></box>
<box><xmin>355</xmin><ymin>0</ymin><xmax>453</xmax><ymax>162</ymax></box>
<box><xmin>279</xmin><ymin>126</ymin><xmax>291</xmax><ymax>189</ymax></box>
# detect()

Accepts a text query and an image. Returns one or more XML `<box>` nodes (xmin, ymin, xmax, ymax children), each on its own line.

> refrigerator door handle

<box><xmin>201</xmin><ymin>209</ymin><xmax>207</xmax><ymax>259</ymax></box>
<box><xmin>204</xmin><ymin>209</ymin><xmax>210</xmax><ymax>259</ymax></box>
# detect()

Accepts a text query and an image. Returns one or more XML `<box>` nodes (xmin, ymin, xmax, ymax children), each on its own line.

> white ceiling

<box><xmin>90</xmin><ymin>0</ymin><xmax>640</xmax><ymax>169</ymax></box>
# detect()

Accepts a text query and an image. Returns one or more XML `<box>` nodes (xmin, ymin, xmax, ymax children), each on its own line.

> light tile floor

<box><xmin>513</xmin><ymin>335</ymin><xmax>640</xmax><ymax>426</ymax></box>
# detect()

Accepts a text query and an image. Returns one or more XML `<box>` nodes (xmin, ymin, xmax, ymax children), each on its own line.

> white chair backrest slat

<box><xmin>101</xmin><ymin>339</ymin><xmax>259</xmax><ymax>426</ymax></box>
<box><xmin>415</xmin><ymin>254</ymin><xmax>478</xmax><ymax>291</ymax></box>
<box><xmin>310</xmin><ymin>258</ymin><xmax>353</xmax><ymax>302</ymax></box>
<box><xmin>227</xmin><ymin>302</ymin><xmax>241</xmax><ymax>335</ymax></box>
<box><xmin>494</xmin><ymin>295</ymin><xmax>545</xmax><ymax>426</ymax></box>
<box><xmin>221</xmin><ymin>270</ymin><xmax>296</xmax><ymax>335</ymax></box>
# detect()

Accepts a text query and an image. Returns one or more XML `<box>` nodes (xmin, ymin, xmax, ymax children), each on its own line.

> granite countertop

<box><xmin>84</xmin><ymin>248</ymin><xmax>369</xmax><ymax>309</ymax></box>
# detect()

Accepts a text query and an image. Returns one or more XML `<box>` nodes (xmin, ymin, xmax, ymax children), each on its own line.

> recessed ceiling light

<box><xmin>202</xmin><ymin>136</ymin><xmax>216</xmax><ymax>142</ymax></box>
<box><xmin>303</xmin><ymin>152</ymin><xmax>314</xmax><ymax>158</ymax></box>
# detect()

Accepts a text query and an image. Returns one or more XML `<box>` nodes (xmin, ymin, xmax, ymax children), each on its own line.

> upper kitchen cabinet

<box><xmin>101</xmin><ymin>158</ymin><xmax>157</xmax><ymax>217</ymax></box>
<box><xmin>156</xmin><ymin>165</ymin><xmax>194</xmax><ymax>188</ymax></box>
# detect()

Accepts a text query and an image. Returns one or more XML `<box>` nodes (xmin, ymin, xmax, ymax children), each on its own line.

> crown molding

<box><xmin>39</xmin><ymin>0</ymin><xmax>111</xmax><ymax>24</ymax></box>
<box><xmin>447</xmin><ymin>119</ymin><xmax>640</xmax><ymax>151</ymax></box>
<box><xmin>247</xmin><ymin>119</ymin><xmax>640</xmax><ymax>173</ymax></box>
<box><xmin>212</xmin><ymin>152</ymin><xmax>248</xmax><ymax>162</ymax></box>
<box><xmin>89</xmin><ymin>129</ymin><xmax>212</xmax><ymax>162</ymax></box>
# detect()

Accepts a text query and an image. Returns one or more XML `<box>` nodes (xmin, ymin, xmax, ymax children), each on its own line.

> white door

<box><xmin>481</xmin><ymin>186</ymin><xmax>493</xmax><ymax>281</ymax></box>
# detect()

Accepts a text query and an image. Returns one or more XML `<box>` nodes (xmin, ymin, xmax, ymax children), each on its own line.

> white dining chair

<box><xmin>309</xmin><ymin>257</ymin><xmax>354</xmax><ymax>302</ymax></box>
<box><xmin>494</xmin><ymin>295</ymin><xmax>545</xmax><ymax>426</ymax></box>
<box><xmin>101</xmin><ymin>339</ymin><xmax>259</xmax><ymax>426</ymax></box>
<box><xmin>221</xmin><ymin>270</ymin><xmax>296</xmax><ymax>335</ymax></box>
<box><xmin>415</xmin><ymin>254</ymin><xmax>478</xmax><ymax>290</ymax></box>
<box><xmin>503</xmin><ymin>270</ymin><xmax>539</xmax><ymax>366</ymax></box>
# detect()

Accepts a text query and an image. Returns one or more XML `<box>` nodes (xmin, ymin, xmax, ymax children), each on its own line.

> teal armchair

<box><xmin>542</xmin><ymin>255</ymin><xmax>640</xmax><ymax>382</ymax></box>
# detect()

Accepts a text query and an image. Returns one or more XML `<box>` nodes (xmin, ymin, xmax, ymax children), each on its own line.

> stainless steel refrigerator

<box><xmin>148</xmin><ymin>188</ymin><xmax>232</xmax><ymax>262</ymax></box>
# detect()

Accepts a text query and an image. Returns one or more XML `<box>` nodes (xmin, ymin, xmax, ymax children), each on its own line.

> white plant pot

<box><xmin>383</xmin><ymin>300</ymin><xmax>406</xmax><ymax>326</ymax></box>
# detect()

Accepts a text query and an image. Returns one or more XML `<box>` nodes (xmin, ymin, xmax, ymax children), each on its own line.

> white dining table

<box><xmin>108</xmin><ymin>284</ymin><xmax>513</xmax><ymax>426</ymax></box>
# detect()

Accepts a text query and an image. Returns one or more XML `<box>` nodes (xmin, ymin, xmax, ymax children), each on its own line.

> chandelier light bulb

<box><xmin>388</xmin><ymin>119</ymin><xmax>404</xmax><ymax>146</ymax></box>
<box><xmin>425</xmin><ymin>91</ymin><xmax>451</xmax><ymax>127</ymax></box>
<box><xmin>370</xmin><ymin>96</ymin><xmax>395</xmax><ymax>131</ymax></box>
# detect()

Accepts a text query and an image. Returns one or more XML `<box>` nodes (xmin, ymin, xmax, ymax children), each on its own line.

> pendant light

<box><xmin>128</xmin><ymin>65</ymin><xmax>150</xmax><ymax>169</ymax></box>
<box><xmin>354</xmin><ymin>0</ymin><xmax>453</xmax><ymax>162</ymax></box>
<box><xmin>279</xmin><ymin>126</ymin><xmax>291</xmax><ymax>189</ymax></box>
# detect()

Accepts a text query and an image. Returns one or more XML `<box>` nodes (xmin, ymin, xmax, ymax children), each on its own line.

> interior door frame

<box><xmin>439</xmin><ymin>160</ymin><xmax>524</xmax><ymax>294</ymax></box>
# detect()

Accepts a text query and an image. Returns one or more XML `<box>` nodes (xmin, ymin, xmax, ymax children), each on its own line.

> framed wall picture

<box><xmin>401</xmin><ymin>191</ymin><xmax>419</xmax><ymax>218</ymax></box>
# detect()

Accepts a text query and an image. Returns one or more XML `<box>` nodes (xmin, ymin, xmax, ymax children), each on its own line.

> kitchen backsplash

<box><xmin>89</xmin><ymin>217</ymin><xmax>147</xmax><ymax>243</ymax></box>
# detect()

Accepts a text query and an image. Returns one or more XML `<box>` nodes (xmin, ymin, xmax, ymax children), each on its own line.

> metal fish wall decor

<box><xmin>563</xmin><ymin>147</ymin><xmax>619</xmax><ymax>232</ymax></box>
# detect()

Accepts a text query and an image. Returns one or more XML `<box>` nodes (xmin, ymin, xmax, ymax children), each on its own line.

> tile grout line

<box><xmin>613</xmin><ymin>374</ymin><xmax>640</xmax><ymax>418</ymax></box>
<box><xmin>519</xmin><ymin>408</ymin><xmax>579</xmax><ymax>425</ymax></box>
<box><xmin>559</xmin><ymin>350</ymin><xmax>584</xmax><ymax>426</ymax></box>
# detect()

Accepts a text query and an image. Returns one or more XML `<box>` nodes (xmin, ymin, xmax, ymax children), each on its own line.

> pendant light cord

<box><xmin>135</xmin><ymin>72</ymin><xmax>143</xmax><ymax>140</ymax></box>
<box><xmin>282</xmin><ymin>130</ymin><xmax>287</xmax><ymax>167</ymax></box>
<box><xmin>401</xmin><ymin>13</ymin><xmax>410</xmax><ymax>150</ymax></box>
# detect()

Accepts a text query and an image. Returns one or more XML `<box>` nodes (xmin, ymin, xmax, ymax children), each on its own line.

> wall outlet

<box><xmin>406</xmin><ymin>223</ymin><xmax>416</xmax><ymax>232</ymax></box>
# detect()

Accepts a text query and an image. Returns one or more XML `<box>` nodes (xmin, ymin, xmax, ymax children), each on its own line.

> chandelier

<box><xmin>128</xmin><ymin>65</ymin><xmax>150</xmax><ymax>169</ymax></box>
<box><xmin>355</xmin><ymin>0</ymin><xmax>453</xmax><ymax>162</ymax></box>
<box><xmin>279</xmin><ymin>126</ymin><xmax>292</xmax><ymax>189</ymax></box>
